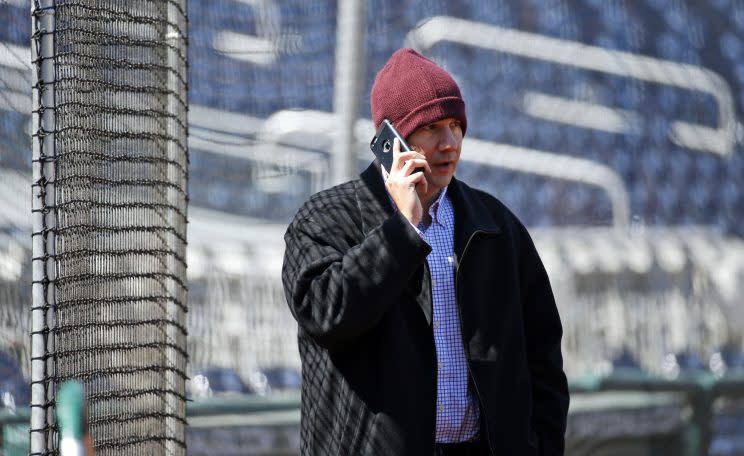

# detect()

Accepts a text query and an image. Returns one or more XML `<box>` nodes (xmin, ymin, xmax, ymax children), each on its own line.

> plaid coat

<box><xmin>282</xmin><ymin>162</ymin><xmax>569</xmax><ymax>455</ymax></box>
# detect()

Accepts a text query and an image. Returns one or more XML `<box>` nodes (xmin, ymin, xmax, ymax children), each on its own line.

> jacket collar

<box><xmin>357</xmin><ymin>162</ymin><xmax>501</xmax><ymax>259</ymax></box>
<box><xmin>446</xmin><ymin>175</ymin><xmax>501</xmax><ymax>259</ymax></box>
<box><xmin>357</xmin><ymin>161</ymin><xmax>396</xmax><ymax>236</ymax></box>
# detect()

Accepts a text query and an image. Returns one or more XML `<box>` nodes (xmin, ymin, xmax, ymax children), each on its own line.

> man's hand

<box><xmin>385</xmin><ymin>138</ymin><xmax>430</xmax><ymax>226</ymax></box>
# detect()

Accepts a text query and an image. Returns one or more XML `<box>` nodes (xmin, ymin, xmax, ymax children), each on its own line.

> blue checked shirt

<box><xmin>382</xmin><ymin>167</ymin><xmax>480</xmax><ymax>442</ymax></box>
<box><xmin>417</xmin><ymin>188</ymin><xmax>481</xmax><ymax>443</ymax></box>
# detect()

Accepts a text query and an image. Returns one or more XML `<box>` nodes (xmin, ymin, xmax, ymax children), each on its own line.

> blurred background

<box><xmin>3</xmin><ymin>0</ymin><xmax>744</xmax><ymax>454</ymax></box>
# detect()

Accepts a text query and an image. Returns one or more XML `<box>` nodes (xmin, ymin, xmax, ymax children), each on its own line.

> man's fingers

<box><xmin>406</xmin><ymin>170</ymin><xmax>428</xmax><ymax>193</ymax></box>
<box><xmin>398</xmin><ymin>150</ymin><xmax>426</xmax><ymax>161</ymax></box>
<box><xmin>391</xmin><ymin>139</ymin><xmax>425</xmax><ymax>169</ymax></box>
<box><xmin>391</xmin><ymin>138</ymin><xmax>400</xmax><ymax>166</ymax></box>
<box><xmin>394</xmin><ymin>151</ymin><xmax>427</xmax><ymax>171</ymax></box>
<box><xmin>405</xmin><ymin>169</ymin><xmax>427</xmax><ymax>185</ymax></box>
<box><xmin>401</xmin><ymin>158</ymin><xmax>429</xmax><ymax>176</ymax></box>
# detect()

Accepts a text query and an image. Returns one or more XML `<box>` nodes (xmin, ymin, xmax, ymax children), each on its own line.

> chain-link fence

<box><xmin>2</xmin><ymin>0</ymin><xmax>744</xmax><ymax>455</ymax></box>
<box><xmin>28</xmin><ymin>0</ymin><xmax>189</xmax><ymax>454</ymax></box>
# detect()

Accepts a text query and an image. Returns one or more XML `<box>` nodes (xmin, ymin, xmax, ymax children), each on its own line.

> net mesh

<box><xmin>30</xmin><ymin>0</ymin><xmax>188</xmax><ymax>454</ymax></box>
<box><xmin>184</xmin><ymin>0</ymin><xmax>744</xmax><ymax>382</ymax></box>
<box><xmin>0</xmin><ymin>0</ymin><xmax>740</xmax><ymax>454</ymax></box>
<box><xmin>183</xmin><ymin>3</ymin><xmax>744</xmax><ymax>452</ymax></box>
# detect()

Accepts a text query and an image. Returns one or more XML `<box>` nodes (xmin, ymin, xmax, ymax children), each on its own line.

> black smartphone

<box><xmin>370</xmin><ymin>119</ymin><xmax>422</xmax><ymax>175</ymax></box>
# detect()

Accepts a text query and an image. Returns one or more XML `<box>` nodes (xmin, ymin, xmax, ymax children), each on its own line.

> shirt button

<box><xmin>432</xmin><ymin>280</ymin><xmax>437</xmax><ymax>286</ymax></box>
<box><xmin>439</xmin><ymin>405</ymin><xmax>445</xmax><ymax>412</ymax></box>
<box><xmin>437</xmin><ymin>362</ymin><xmax>443</xmax><ymax>370</ymax></box>
<box><xmin>433</xmin><ymin>320</ymin><xmax>439</xmax><ymax>329</ymax></box>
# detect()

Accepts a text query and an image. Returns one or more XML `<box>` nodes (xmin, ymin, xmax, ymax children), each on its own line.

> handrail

<box><xmin>462</xmin><ymin>139</ymin><xmax>630</xmax><ymax>228</ymax></box>
<box><xmin>407</xmin><ymin>15</ymin><xmax>737</xmax><ymax>157</ymax></box>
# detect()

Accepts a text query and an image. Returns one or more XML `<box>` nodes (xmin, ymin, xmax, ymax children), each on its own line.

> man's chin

<box><xmin>431</xmin><ymin>175</ymin><xmax>454</xmax><ymax>190</ymax></box>
<box><xmin>419</xmin><ymin>177</ymin><xmax>452</xmax><ymax>199</ymax></box>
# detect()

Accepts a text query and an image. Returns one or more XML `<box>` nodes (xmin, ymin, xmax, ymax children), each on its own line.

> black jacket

<box><xmin>282</xmin><ymin>162</ymin><xmax>569</xmax><ymax>455</ymax></box>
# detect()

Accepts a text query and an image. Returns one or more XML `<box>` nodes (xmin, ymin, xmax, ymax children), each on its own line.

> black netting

<box><xmin>184</xmin><ymin>0</ymin><xmax>744</xmax><ymax>384</ymax></box>
<box><xmin>184</xmin><ymin>2</ymin><xmax>744</xmax><ymax>454</ymax></box>
<box><xmin>0</xmin><ymin>0</ymin><xmax>741</xmax><ymax>454</ymax></box>
<box><xmin>30</xmin><ymin>0</ymin><xmax>188</xmax><ymax>454</ymax></box>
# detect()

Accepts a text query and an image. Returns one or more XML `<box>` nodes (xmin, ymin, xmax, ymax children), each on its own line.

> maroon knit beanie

<box><xmin>371</xmin><ymin>48</ymin><xmax>467</xmax><ymax>140</ymax></box>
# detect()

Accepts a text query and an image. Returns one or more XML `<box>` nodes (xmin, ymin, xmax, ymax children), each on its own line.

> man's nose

<box><xmin>439</xmin><ymin>127</ymin><xmax>458</xmax><ymax>150</ymax></box>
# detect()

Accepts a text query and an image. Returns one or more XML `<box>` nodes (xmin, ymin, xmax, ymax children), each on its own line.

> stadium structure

<box><xmin>1</xmin><ymin>0</ymin><xmax>744</xmax><ymax>455</ymax></box>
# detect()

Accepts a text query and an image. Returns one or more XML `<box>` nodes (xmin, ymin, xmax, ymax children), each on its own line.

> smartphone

<box><xmin>369</xmin><ymin>119</ymin><xmax>422</xmax><ymax>175</ymax></box>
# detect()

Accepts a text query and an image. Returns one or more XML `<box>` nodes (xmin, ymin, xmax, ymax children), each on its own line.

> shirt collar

<box><xmin>427</xmin><ymin>186</ymin><xmax>450</xmax><ymax>227</ymax></box>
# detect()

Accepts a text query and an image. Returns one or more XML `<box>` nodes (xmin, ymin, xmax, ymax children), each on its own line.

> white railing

<box><xmin>406</xmin><ymin>16</ymin><xmax>737</xmax><ymax>157</ymax></box>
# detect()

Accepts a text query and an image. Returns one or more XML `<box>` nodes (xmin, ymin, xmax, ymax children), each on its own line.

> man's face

<box><xmin>407</xmin><ymin>117</ymin><xmax>463</xmax><ymax>195</ymax></box>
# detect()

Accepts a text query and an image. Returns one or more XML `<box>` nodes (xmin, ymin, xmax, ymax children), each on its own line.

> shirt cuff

<box><xmin>409</xmin><ymin>220</ymin><xmax>424</xmax><ymax>238</ymax></box>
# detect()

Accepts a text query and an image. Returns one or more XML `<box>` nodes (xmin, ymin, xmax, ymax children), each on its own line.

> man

<box><xmin>282</xmin><ymin>48</ymin><xmax>569</xmax><ymax>455</ymax></box>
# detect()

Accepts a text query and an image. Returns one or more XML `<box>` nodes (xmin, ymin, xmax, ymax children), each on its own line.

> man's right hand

<box><xmin>385</xmin><ymin>138</ymin><xmax>430</xmax><ymax>226</ymax></box>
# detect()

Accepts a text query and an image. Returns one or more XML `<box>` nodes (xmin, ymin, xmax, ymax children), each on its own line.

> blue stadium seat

<box><xmin>0</xmin><ymin>4</ymin><xmax>27</xmax><ymax>45</ymax></box>
<box><xmin>158</xmin><ymin>0</ymin><xmax>744</xmax><ymax>234</ymax></box>
<box><xmin>467</xmin><ymin>0</ymin><xmax>516</xmax><ymax>26</ymax></box>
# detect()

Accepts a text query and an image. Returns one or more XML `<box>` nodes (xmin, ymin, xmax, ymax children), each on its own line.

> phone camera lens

<box><xmin>383</xmin><ymin>140</ymin><xmax>391</xmax><ymax>153</ymax></box>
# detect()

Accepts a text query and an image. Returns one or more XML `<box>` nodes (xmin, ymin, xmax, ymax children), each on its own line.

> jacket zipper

<box><xmin>424</xmin><ymin>262</ymin><xmax>438</xmax><ymax>456</ymax></box>
<box><xmin>455</xmin><ymin>229</ymin><xmax>497</xmax><ymax>456</ymax></box>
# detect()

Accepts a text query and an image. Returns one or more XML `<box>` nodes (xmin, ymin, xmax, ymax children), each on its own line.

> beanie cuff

<box><xmin>394</xmin><ymin>96</ymin><xmax>467</xmax><ymax>139</ymax></box>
